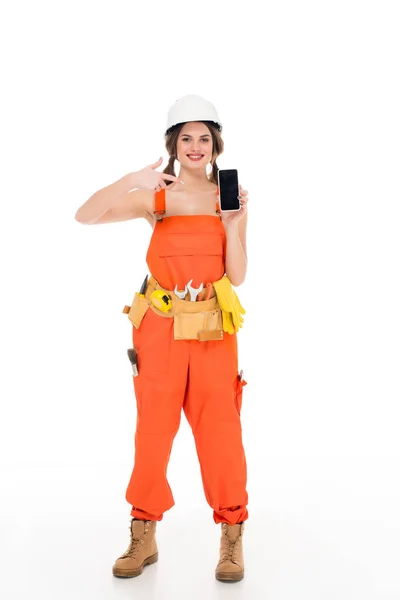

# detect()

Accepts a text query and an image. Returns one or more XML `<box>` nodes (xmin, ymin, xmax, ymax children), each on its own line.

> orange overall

<box><xmin>125</xmin><ymin>189</ymin><xmax>248</xmax><ymax>525</ymax></box>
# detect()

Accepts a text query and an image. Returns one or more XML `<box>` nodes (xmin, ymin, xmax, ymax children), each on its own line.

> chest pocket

<box><xmin>157</xmin><ymin>232</ymin><xmax>224</xmax><ymax>258</ymax></box>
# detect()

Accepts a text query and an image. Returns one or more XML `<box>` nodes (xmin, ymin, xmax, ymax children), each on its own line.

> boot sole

<box><xmin>112</xmin><ymin>552</ymin><xmax>159</xmax><ymax>578</ymax></box>
<box><xmin>215</xmin><ymin>570</ymin><xmax>244</xmax><ymax>582</ymax></box>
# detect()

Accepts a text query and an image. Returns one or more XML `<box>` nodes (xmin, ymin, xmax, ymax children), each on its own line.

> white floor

<box><xmin>1</xmin><ymin>458</ymin><xmax>399</xmax><ymax>600</ymax></box>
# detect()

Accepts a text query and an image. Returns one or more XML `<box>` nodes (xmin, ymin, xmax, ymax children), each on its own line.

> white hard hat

<box><xmin>165</xmin><ymin>94</ymin><xmax>222</xmax><ymax>136</ymax></box>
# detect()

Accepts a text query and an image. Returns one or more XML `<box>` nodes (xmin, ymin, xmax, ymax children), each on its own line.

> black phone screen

<box><xmin>218</xmin><ymin>169</ymin><xmax>239</xmax><ymax>211</ymax></box>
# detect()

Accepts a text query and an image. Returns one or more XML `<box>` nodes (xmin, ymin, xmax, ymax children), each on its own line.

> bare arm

<box><xmin>224</xmin><ymin>212</ymin><xmax>248</xmax><ymax>286</ymax></box>
<box><xmin>75</xmin><ymin>172</ymin><xmax>150</xmax><ymax>224</ymax></box>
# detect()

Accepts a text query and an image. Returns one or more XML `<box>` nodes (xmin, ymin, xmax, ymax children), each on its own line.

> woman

<box><xmin>75</xmin><ymin>94</ymin><xmax>249</xmax><ymax>583</ymax></box>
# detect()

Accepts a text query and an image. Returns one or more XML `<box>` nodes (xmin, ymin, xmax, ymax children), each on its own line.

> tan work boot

<box><xmin>112</xmin><ymin>518</ymin><xmax>158</xmax><ymax>578</ymax></box>
<box><xmin>215</xmin><ymin>522</ymin><xmax>245</xmax><ymax>582</ymax></box>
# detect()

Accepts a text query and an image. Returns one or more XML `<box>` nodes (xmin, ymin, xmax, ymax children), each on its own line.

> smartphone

<box><xmin>217</xmin><ymin>169</ymin><xmax>240</xmax><ymax>211</ymax></box>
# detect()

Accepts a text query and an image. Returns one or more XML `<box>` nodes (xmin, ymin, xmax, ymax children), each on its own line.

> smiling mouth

<box><xmin>187</xmin><ymin>154</ymin><xmax>204</xmax><ymax>161</ymax></box>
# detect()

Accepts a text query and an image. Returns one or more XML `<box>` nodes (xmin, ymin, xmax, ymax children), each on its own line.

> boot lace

<box><xmin>219</xmin><ymin>527</ymin><xmax>241</xmax><ymax>563</ymax></box>
<box><xmin>120</xmin><ymin>520</ymin><xmax>147</xmax><ymax>559</ymax></box>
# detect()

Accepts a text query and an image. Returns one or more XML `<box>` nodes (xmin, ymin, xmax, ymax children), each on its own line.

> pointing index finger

<box><xmin>161</xmin><ymin>173</ymin><xmax>183</xmax><ymax>182</ymax></box>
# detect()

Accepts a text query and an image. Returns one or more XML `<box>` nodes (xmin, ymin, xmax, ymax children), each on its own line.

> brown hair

<box><xmin>162</xmin><ymin>121</ymin><xmax>224</xmax><ymax>185</ymax></box>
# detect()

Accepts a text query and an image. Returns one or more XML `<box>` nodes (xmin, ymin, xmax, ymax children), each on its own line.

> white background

<box><xmin>1</xmin><ymin>1</ymin><xmax>399</xmax><ymax>598</ymax></box>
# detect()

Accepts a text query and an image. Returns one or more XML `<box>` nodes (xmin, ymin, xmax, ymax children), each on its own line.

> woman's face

<box><xmin>176</xmin><ymin>121</ymin><xmax>213</xmax><ymax>168</ymax></box>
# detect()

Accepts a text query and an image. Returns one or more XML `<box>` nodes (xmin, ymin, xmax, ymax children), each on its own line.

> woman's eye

<box><xmin>182</xmin><ymin>138</ymin><xmax>209</xmax><ymax>142</ymax></box>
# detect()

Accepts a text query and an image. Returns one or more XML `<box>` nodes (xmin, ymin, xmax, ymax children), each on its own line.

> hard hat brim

<box><xmin>165</xmin><ymin>120</ymin><xmax>222</xmax><ymax>137</ymax></box>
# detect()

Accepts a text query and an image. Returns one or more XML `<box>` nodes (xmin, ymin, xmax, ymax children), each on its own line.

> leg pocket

<box><xmin>234</xmin><ymin>373</ymin><xmax>247</xmax><ymax>415</ymax></box>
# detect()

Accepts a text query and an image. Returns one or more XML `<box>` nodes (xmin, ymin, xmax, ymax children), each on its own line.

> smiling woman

<box><xmin>75</xmin><ymin>93</ymin><xmax>249</xmax><ymax>584</ymax></box>
<box><xmin>161</xmin><ymin>104</ymin><xmax>224</xmax><ymax>190</ymax></box>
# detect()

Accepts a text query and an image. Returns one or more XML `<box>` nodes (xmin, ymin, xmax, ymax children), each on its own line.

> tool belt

<box><xmin>122</xmin><ymin>275</ymin><xmax>223</xmax><ymax>342</ymax></box>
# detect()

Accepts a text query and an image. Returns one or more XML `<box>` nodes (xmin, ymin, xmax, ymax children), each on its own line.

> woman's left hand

<box><xmin>218</xmin><ymin>184</ymin><xmax>248</xmax><ymax>226</ymax></box>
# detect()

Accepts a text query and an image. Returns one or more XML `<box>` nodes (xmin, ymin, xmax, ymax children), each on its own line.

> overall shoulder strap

<box><xmin>215</xmin><ymin>187</ymin><xmax>221</xmax><ymax>217</ymax></box>
<box><xmin>154</xmin><ymin>188</ymin><xmax>166</xmax><ymax>221</ymax></box>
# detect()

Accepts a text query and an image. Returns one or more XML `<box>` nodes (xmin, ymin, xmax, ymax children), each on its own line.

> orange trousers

<box><xmin>125</xmin><ymin>308</ymin><xmax>248</xmax><ymax>525</ymax></box>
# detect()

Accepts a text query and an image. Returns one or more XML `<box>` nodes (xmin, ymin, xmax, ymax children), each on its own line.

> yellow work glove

<box><xmin>213</xmin><ymin>275</ymin><xmax>246</xmax><ymax>334</ymax></box>
<box><xmin>221</xmin><ymin>308</ymin><xmax>235</xmax><ymax>335</ymax></box>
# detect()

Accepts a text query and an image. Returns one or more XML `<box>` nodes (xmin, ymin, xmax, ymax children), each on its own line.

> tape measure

<box><xmin>150</xmin><ymin>290</ymin><xmax>173</xmax><ymax>312</ymax></box>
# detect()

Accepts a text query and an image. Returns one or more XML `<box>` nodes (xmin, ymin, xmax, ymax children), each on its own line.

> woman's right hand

<box><xmin>132</xmin><ymin>157</ymin><xmax>183</xmax><ymax>191</ymax></box>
